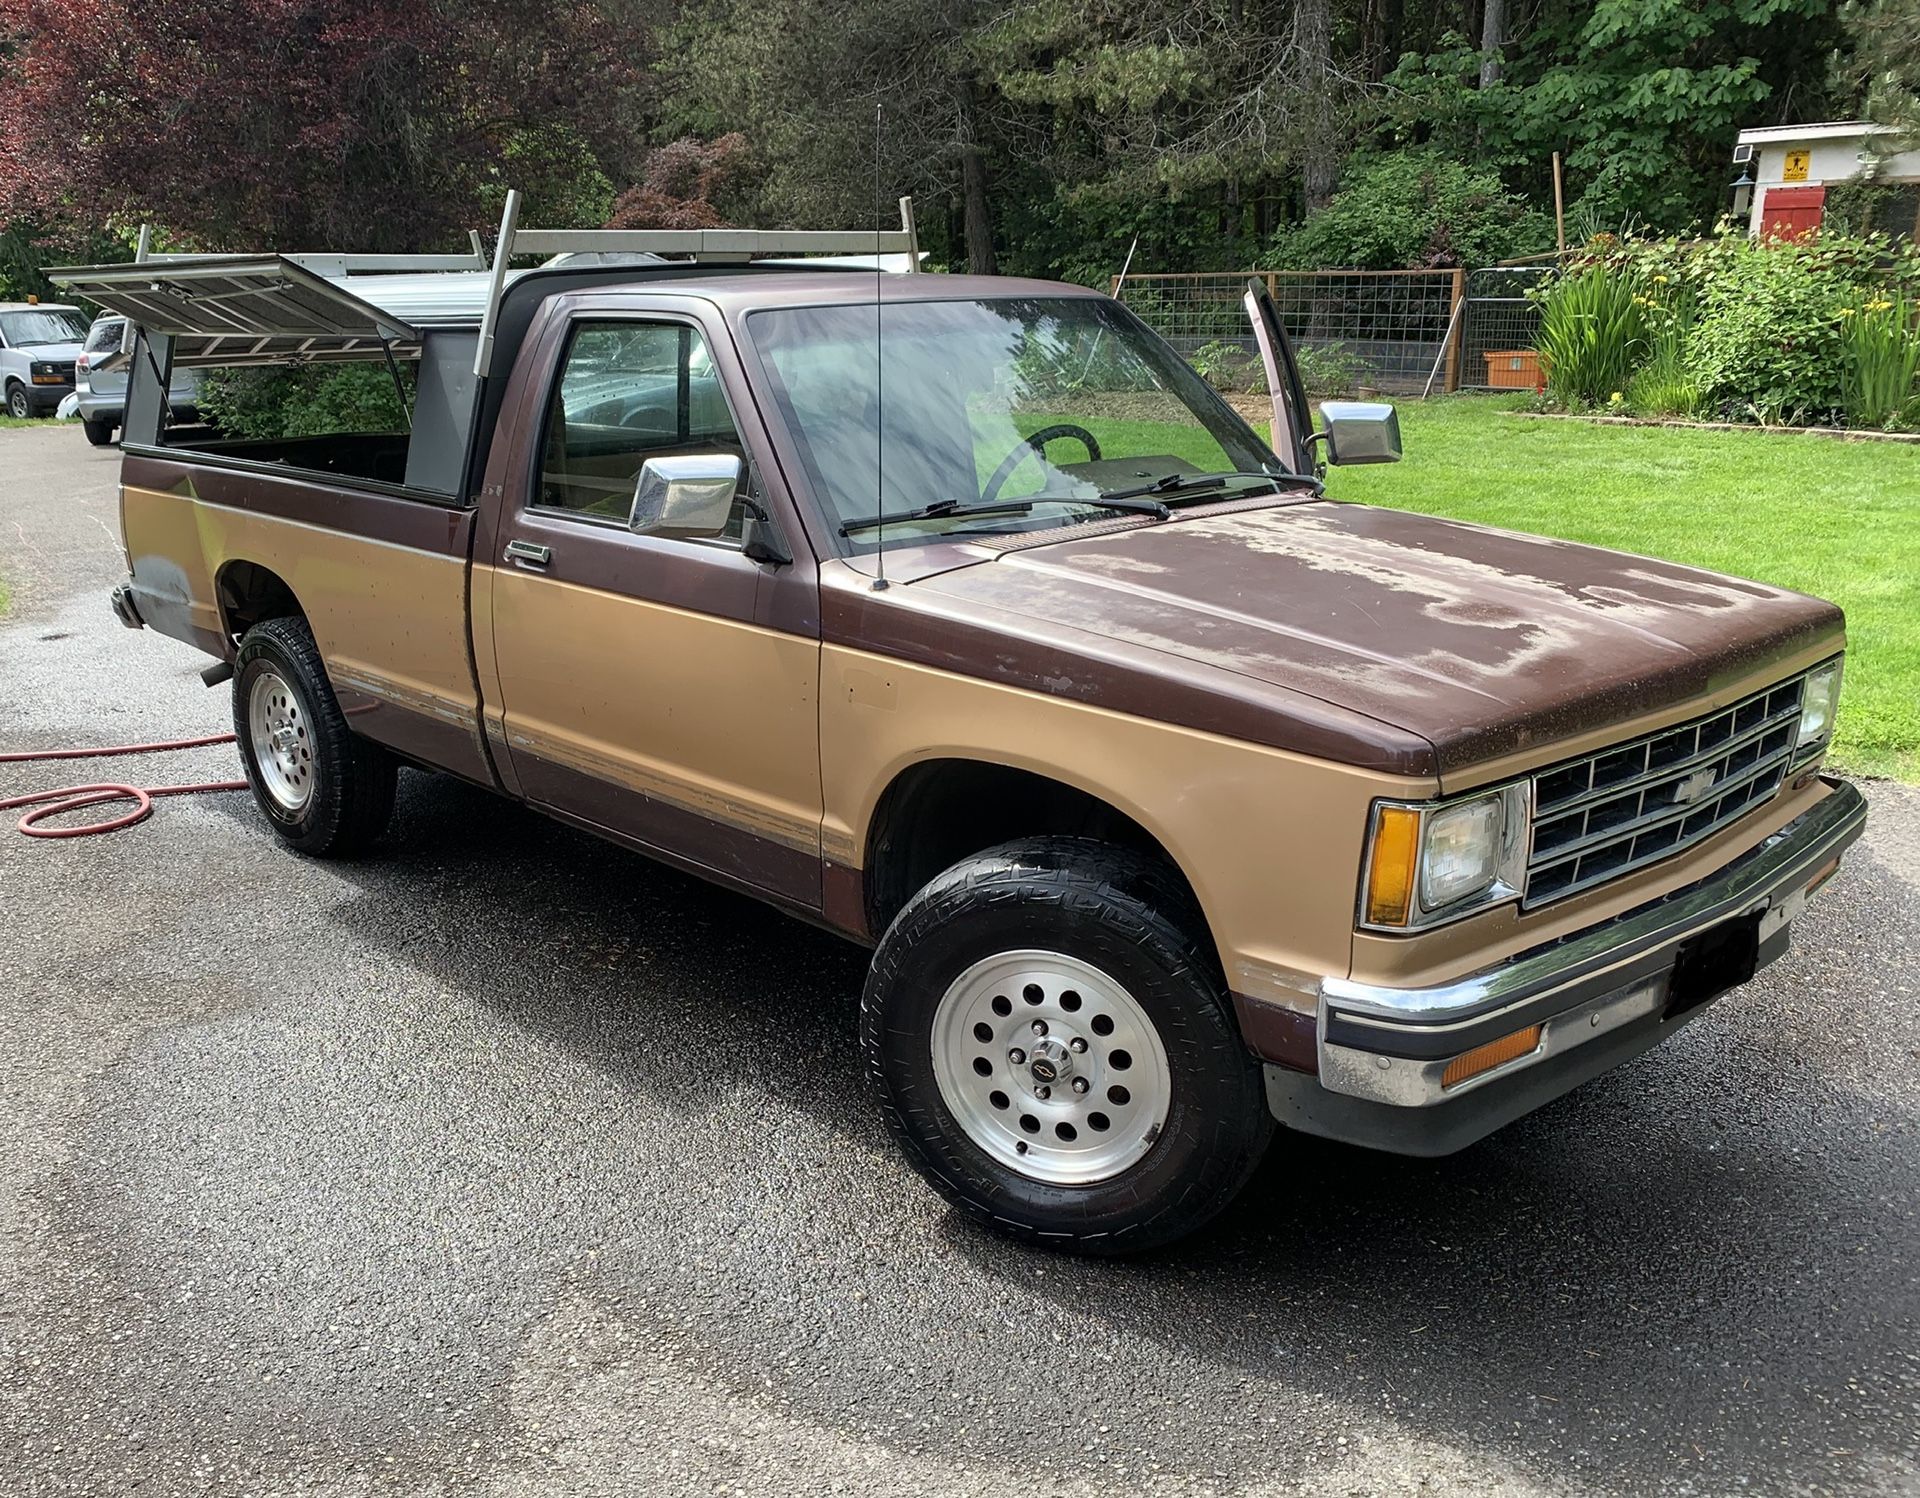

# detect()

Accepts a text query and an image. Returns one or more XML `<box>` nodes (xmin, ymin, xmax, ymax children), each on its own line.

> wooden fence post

<box><xmin>1444</xmin><ymin>268</ymin><xmax>1468</xmax><ymax>394</ymax></box>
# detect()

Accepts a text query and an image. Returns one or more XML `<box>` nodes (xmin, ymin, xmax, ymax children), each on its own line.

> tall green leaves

<box><xmin>1840</xmin><ymin>296</ymin><xmax>1920</xmax><ymax>429</ymax></box>
<box><xmin>1537</xmin><ymin>268</ymin><xmax>1652</xmax><ymax>408</ymax></box>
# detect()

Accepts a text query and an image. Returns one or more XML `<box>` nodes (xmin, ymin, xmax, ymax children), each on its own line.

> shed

<box><xmin>1735</xmin><ymin>121</ymin><xmax>1920</xmax><ymax>241</ymax></box>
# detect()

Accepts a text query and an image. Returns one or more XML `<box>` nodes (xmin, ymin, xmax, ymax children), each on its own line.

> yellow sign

<box><xmin>1783</xmin><ymin>149</ymin><xmax>1812</xmax><ymax>183</ymax></box>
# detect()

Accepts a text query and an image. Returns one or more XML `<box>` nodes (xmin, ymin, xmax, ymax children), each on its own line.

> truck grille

<box><xmin>1525</xmin><ymin>675</ymin><xmax>1807</xmax><ymax>906</ymax></box>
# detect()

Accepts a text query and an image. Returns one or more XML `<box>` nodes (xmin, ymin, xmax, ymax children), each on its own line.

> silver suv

<box><xmin>75</xmin><ymin>314</ymin><xmax>201</xmax><ymax>446</ymax></box>
<box><xmin>0</xmin><ymin>302</ymin><xmax>88</xmax><ymax>421</ymax></box>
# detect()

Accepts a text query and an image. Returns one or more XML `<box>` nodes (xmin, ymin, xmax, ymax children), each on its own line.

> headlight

<box><xmin>1797</xmin><ymin>658</ymin><xmax>1842</xmax><ymax>751</ymax></box>
<box><xmin>1362</xmin><ymin>783</ymin><xmax>1530</xmax><ymax>930</ymax></box>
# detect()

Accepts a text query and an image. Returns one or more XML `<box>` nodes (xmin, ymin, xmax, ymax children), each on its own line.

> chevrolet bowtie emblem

<box><xmin>1673</xmin><ymin>768</ymin><xmax>1718</xmax><ymax>804</ymax></box>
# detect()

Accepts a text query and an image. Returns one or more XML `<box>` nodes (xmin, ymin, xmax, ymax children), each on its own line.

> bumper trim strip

<box><xmin>1316</xmin><ymin>777</ymin><xmax>1866</xmax><ymax>1091</ymax></box>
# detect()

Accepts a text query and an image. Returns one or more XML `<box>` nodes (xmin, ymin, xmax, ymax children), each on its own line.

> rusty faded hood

<box><xmin>916</xmin><ymin>501</ymin><xmax>1843</xmax><ymax>772</ymax></box>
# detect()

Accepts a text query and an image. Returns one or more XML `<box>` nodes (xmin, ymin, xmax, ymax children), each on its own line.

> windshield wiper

<box><xmin>836</xmin><ymin>470</ymin><xmax>1319</xmax><ymax>537</ymax></box>
<box><xmin>838</xmin><ymin>491</ymin><xmax>1172</xmax><ymax>537</ymax></box>
<box><xmin>1100</xmin><ymin>469</ymin><xmax>1322</xmax><ymax>505</ymax></box>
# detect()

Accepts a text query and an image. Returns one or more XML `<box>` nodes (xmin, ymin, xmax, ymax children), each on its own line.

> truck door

<box><xmin>475</xmin><ymin>305</ymin><xmax>824</xmax><ymax>910</ymax></box>
<box><xmin>1242</xmin><ymin>278</ymin><xmax>1319</xmax><ymax>476</ymax></box>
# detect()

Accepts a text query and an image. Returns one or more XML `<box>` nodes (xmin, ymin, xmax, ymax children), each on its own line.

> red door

<box><xmin>1761</xmin><ymin>186</ymin><xmax>1825</xmax><ymax>241</ymax></box>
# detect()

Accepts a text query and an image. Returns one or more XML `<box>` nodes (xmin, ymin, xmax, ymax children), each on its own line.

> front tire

<box><xmin>233</xmin><ymin>616</ymin><xmax>395</xmax><ymax>856</ymax></box>
<box><xmin>5</xmin><ymin>383</ymin><xmax>30</xmax><ymax>420</ymax></box>
<box><xmin>81</xmin><ymin>416</ymin><xmax>115</xmax><ymax>446</ymax></box>
<box><xmin>863</xmin><ymin>838</ymin><xmax>1274</xmax><ymax>1253</ymax></box>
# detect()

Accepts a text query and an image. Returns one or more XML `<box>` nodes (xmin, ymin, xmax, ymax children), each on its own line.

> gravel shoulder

<box><xmin>2</xmin><ymin>423</ymin><xmax>1917</xmax><ymax>1497</ymax></box>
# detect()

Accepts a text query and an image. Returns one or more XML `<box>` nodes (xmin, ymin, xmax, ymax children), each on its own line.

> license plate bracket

<box><xmin>1666</xmin><ymin>912</ymin><xmax>1763</xmax><ymax>1018</ymax></box>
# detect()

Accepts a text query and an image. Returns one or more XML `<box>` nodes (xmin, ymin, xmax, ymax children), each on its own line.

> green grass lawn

<box><xmin>1329</xmin><ymin>397</ymin><xmax>1920</xmax><ymax>782</ymax></box>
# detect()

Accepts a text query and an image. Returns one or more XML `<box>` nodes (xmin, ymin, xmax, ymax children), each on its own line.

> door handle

<box><xmin>504</xmin><ymin>539</ymin><xmax>551</xmax><ymax>568</ymax></box>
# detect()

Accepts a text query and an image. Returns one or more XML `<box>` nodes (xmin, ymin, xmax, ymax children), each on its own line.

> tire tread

<box><xmin>234</xmin><ymin>616</ymin><xmax>395</xmax><ymax>857</ymax></box>
<box><xmin>862</xmin><ymin>836</ymin><xmax>1272</xmax><ymax>1254</ymax></box>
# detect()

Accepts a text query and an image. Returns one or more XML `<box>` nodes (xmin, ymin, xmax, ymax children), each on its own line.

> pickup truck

<box><xmin>52</xmin><ymin>208</ymin><xmax>1866</xmax><ymax>1252</ymax></box>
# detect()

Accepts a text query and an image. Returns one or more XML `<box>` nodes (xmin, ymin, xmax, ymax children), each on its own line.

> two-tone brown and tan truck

<box><xmin>52</xmin><ymin>201</ymin><xmax>1865</xmax><ymax>1251</ymax></box>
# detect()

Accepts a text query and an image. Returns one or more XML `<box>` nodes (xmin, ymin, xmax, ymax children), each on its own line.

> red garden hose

<box><xmin>0</xmin><ymin>733</ymin><xmax>249</xmax><ymax>838</ymax></box>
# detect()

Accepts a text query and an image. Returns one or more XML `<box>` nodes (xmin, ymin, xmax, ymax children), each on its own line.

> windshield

<box><xmin>746</xmin><ymin>297</ymin><xmax>1283</xmax><ymax>548</ymax></box>
<box><xmin>0</xmin><ymin>309</ymin><xmax>87</xmax><ymax>347</ymax></box>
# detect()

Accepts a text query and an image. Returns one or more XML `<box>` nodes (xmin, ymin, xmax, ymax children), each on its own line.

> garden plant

<box><xmin>1533</xmin><ymin>229</ymin><xmax>1920</xmax><ymax>431</ymax></box>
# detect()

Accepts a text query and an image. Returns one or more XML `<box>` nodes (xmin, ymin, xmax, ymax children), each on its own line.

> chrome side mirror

<box><xmin>629</xmin><ymin>453</ymin><xmax>743</xmax><ymax>538</ymax></box>
<box><xmin>1316</xmin><ymin>401</ymin><xmax>1403</xmax><ymax>466</ymax></box>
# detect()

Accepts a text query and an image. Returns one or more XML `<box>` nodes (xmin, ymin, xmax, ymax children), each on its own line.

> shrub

<box><xmin>1262</xmin><ymin>150</ymin><xmax>1555</xmax><ymax>271</ymax></box>
<box><xmin>1186</xmin><ymin>338</ymin><xmax>1369</xmax><ymax>397</ymax></box>
<box><xmin>1680</xmin><ymin>237</ymin><xmax>1860</xmax><ymax>424</ymax></box>
<box><xmin>1535</xmin><ymin>266</ymin><xmax>1651</xmax><ymax>408</ymax></box>
<box><xmin>199</xmin><ymin>364</ymin><xmax>413</xmax><ymax>439</ymax></box>
<box><xmin>1625</xmin><ymin>342</ymin><xmax>1702</xmax><ymax>418</ymax></box>
<box><xmin>1840</xmin><ymin>295</ymin><xmax>1920</xmax><ymax>430</ymax></box>
<box><xmin>1188</xmin><ymin>339</ymin><xmax>1264</xmax><ymax>393</ymax></box>
<box><xmin>1533</xmin><ymin>230</ymin><xmax>1920</xmax><ymax>427</ymax></box>
<box><xmin>1293</xmin><ymin>341</ymin><xmax>1371</xmax><ymax>396</ymax></box>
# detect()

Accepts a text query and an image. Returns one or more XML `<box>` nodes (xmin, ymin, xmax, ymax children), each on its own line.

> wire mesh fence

<box><xmin>1114</xmin><ymin>265</ymin><xmax>1559</xmax><ymax>396</ymax></box>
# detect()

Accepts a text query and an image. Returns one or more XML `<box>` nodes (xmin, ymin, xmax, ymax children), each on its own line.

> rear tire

<box><xmin>81</xmin><ymin>416</ymin><xmax>115</xmax><ymax>446</ymax></box>
<box><xmin>862</xmin><ymin>837</ymin><xmax>1274</xmax><ymax>1253</ymax></box>
<box><xmin>233</xmin><ymin>616</ymin><xmax>395</xmax><ymax>856</ymax></box>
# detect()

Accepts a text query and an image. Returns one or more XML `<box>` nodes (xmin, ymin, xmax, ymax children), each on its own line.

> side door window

<box><xmin>538</xmin><ymin>320</ymin><xmax>753</xmax><ymax>540</ymax></box>
<box><xmin>84</xmin><ymin>320</ymin><xmax>123</xmax><ymax>357</ymax></box>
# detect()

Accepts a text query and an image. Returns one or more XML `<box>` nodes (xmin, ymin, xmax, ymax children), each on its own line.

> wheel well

<box><xmin>864</xmin><ymin>759</ymin><xmax>1211</xmax><ymax>943</ymax></box>
<box><xmin>217</xmin><ymin>561</ymin><xmax>303</xmax><ymax>643</ymax></box>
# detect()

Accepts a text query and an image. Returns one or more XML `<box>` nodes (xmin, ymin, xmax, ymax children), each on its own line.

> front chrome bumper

<box><xmin>1266</xmin><ymin>777</ymin><xmax>1867</xmax><ymax>1156</ymax></box>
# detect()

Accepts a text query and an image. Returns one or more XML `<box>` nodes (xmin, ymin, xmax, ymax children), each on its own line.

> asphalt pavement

<box><xmin>2</xmin><ymin>422</ymin><xmax>1917</xmax><ymax>1497</ymax></box>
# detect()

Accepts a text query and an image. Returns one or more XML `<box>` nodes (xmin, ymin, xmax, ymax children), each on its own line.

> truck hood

<box><xmin>913</xmin><ymin>500</ymin><xmax>1843</xmax><ymax>773</ymax></box>
<box><xmin>13</xmin><ymin>340</ymin><xmax>82</xmax><ymax>359</ymax></box>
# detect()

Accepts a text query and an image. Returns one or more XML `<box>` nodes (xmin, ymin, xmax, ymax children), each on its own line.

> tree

<box><xmin>0</xmin><ymin>0</ymin><xmax>651</xmax><ymax>252</ymax></box>
<box><xmin>1840</xmin><ymin>0</ymin><xmax>1920</xmax><ymax>140</ymax></box>
<box><xmin>662</xmin><ymin>0</ymin><xmax>1007</xmax><ymax>270</ymax></box>
<box><xmin>1387</xmin><ymin>0</ymin><xmax>1851</xmax><ymax>232</ymax></box>
<box><xmin>1479</xmin><ymin>0</ymin><xmax>1509</xmax><ymax>88</ymax></box>
<box><xmin>606</xmin><ymin>135</ymin><xmax>755</xmax><ymax>230</ymax></box>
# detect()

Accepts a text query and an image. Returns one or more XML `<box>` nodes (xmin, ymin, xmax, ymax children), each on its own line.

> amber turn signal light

<box><xmin>1440</xmin><ymin>1024</ymin><xmax>1543</xmax><ymax>1089</ymax></box>
<box><xmin>1365</xmin><ymin>805</ymin><xmax>1422</xmax><ymax>926</ymax></box>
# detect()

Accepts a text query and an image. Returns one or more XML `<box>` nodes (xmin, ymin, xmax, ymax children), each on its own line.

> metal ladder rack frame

<box><xmin>471</xmin><ymin>189</ymin><xmax>921</xmax><ymax>377</ymax></box>
<box><xmin>67</xmin><ymin>189</ymin><xmax>921</xmax><ymax>374</ymax></box>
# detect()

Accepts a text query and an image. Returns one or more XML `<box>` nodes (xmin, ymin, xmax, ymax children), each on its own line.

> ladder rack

<box><xmin>472</xmin><ymin>189</ymin><xmax>921</xmax><ymax>376</ymax></box>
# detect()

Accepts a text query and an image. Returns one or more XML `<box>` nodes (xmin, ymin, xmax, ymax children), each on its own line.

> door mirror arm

<box><xmin>741</xmin><ymin>498</ymin><xmax>792</xmax><ymax>566</ymax></box>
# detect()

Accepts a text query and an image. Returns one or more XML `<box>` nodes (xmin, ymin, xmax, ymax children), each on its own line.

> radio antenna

<box><xmin>871</xmin><ymin>100</ymin><xmax>889</xmax><ymax>591</ymax></box>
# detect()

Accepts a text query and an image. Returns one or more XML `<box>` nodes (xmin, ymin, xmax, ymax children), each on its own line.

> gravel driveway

<box><xmin>2</xmin><ymin>423</ymin><xmax>1917</xmax><ymax>1497</ymax></box>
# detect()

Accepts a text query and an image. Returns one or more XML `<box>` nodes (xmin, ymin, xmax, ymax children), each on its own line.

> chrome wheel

<box><xmin>929</xmin><ymin>949</ymin><xmax>1173</xmax><ymax>1186</ymax></box>
<box><xmin>247</xmin><ymin>669</ymin><xmax>315</xmax><ymax>812</ymax></box>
